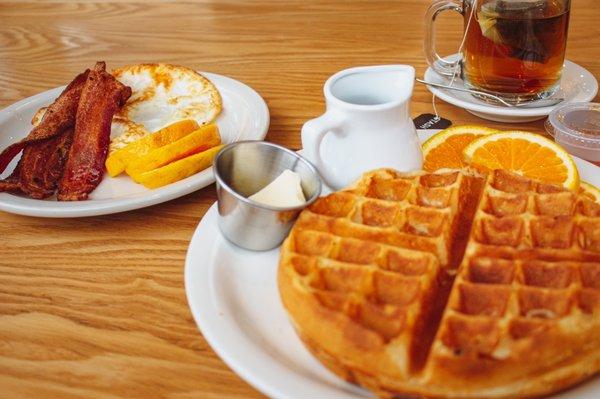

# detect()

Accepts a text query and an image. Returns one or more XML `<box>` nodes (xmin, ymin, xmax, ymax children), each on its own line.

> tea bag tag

<box><xmin>413</xmin><ymin>113</ymin><xmax>452</xmax><ymax>130</ymax></box>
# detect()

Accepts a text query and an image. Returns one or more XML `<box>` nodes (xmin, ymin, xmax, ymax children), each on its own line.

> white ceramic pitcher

<box><xmin>301</xmin><ymin>65</ymin><xmax>423</xmax><ymax>189</ymax></box>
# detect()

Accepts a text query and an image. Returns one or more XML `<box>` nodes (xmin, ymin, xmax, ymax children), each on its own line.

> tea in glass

<box><xmin>424</xmin><ymin>0</ymin><xmax>571</xmax><ymax>103</ymax></box>
<box><xmin>463</xmin><ymin>0</ymin><xmax>569</xmax><ymax>99</ymax></box>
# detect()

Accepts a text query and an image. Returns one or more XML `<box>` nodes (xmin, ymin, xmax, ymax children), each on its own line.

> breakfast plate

<box><xmin>424</xmin><ymin>55</ymin><xmax>598</xmax><ymax>123</ymax></box>
<box><xmin>184</xmin><ymin>130</ymin><xmax>600</xmax><ymax>399</ymax></box>
<box><xmin>0</xmin><ymin>72</ymin><xmax>269</xmax><ymax>217</ymax></box>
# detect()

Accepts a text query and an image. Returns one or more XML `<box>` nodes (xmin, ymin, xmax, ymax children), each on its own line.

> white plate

<box><xmin>0</xmin><ymin>72</ymin><xmax>269</xmax><ymax>217</ymax></box>
<box><xmin>185</xmin><ymin>130</ymin><xmax>600</xmax><ymax>399</ymax></box>
<box><xmin>424</xmin><ymin>55</ymin><xmax>598</xmax><ymax>123</ymax></box>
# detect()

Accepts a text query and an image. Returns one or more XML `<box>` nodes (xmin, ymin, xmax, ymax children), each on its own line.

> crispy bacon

<box><xmin>0</xmin><ymin>129</ymin><xmax>74</xmax><ymax>199</ymax></box>
<box><xmin>0</xmin><ymin>61</ymin><xmax>130</xmax><ymax>201</ymax></box>
<box><xmin>57</xmin><ymin>62</ymin><xmax>131</xmax><ymax>201</ymax></box>
<box><xmin>0</xmin><ymin>70</ymin><xmax>89</xmax><ymax>174</ymax></box>
<box><xmin>17</xmin><ymin>129</ymin><xmax>74</xmax><ymax>199</ymax></box>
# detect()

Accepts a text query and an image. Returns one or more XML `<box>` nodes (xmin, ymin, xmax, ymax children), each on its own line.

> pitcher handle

<box><xmin>424</xmin><ymin>0</ymin><xmax>464</xmax><ymax>76</ymax></box>
<box><xmin>301</xmin><ymin>111</ymin><xmax>345</xmax><ymax>189</ymax></box>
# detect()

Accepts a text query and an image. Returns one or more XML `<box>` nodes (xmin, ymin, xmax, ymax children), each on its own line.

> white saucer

<box><xmin>184</xmin><ymin>130</ymin><xmax>600</xmax><ymax>399</ymax></box>
<box><xmin>424</xmin><ymin>55</ymin><xmax>598</xmax><ymax>123</ymax></box>
<box><xmin>0</xmin><ymin>72</ymin><xmax>269</xmax><ymax>217</ymax></box>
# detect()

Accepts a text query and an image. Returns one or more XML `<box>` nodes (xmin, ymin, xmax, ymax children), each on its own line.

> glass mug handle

<box><xmin>424</xmin><ymin>0</ymin><xmax>464</xmax><ymax>76</ymax></box>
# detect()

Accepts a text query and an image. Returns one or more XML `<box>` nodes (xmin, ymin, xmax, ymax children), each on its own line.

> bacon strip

<box><xmin>57</xmin><ymin>62</ymin><xmax>131</xmax><ymax>201</ymax></box>
<box><xmin>17</xmin><ymin>129</ymin><xmax>74</xmax><ymax>199</ymax></box>
<box><xmin>0</xmin><ymin>129</ymin><xmax>74</xmax><ymax>199</ymax></box>
<box><xmin>0</xmin><ymin>70</ymin><xmax>89</xmax><ymax>174</ymax></box>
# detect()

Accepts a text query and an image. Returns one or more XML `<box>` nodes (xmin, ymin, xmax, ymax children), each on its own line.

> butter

<box><xmin>249</xmin><ymin>169</ymin><xmax>306</xmax><ymax>207</ymax></box>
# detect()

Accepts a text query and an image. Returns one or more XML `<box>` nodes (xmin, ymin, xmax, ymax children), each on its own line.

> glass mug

<box><xmin>424</xmin><ymin>0</ymin><xmax>571</xmax><ymax>102</ymax></box>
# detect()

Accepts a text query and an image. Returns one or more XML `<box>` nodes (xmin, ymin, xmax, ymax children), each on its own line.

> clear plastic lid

<box><xmin>545</xmin><ymin>102</ymin><xmax>600</xmax><ymax>150</ymax></box>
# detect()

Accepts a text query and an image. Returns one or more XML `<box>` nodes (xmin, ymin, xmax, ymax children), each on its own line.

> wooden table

<box><xmin>0</xmin><ymin>1</ymin><xmax>598</xmax><ymax>397</ymax></box>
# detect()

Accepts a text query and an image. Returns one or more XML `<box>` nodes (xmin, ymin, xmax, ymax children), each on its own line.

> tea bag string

<box><xmin>431</xmin><ymin>0</ymin><xmax>479</xmax><ymax>117</ymax></box>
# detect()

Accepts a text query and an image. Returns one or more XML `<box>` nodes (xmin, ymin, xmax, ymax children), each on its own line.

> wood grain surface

<box><xmin>0</xmin><ymin>1</ymin><xmax>598</xmax><ymax>398</ymax></box>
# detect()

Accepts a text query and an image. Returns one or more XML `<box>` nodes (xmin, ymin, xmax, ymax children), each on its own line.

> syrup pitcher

<box><xmin>301</xmin><ymin>65</ymin><xmax>423</xmax><ymax>189</ymax></box>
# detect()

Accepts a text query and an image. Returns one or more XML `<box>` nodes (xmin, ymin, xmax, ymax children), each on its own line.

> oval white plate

<box><xmin>185</xmin><ymin>130</ymin><xmax>600</xmax><ymax>399</ymax></box>
<box><xmin>0</xmin><ymin>72</ymin><xmax>269</xmax><ymax>217</ymax></box>
<box><xmin>424</xmin><ymin>55</ymin><xmax>598</xmax><ymax>123</ymax></box>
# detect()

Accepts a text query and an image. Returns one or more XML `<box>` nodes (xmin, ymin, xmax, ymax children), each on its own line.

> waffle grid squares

<box><xmin>434</xmin><ymin>170</ymin><xmax>600</xmax><ymax>361</ymax></box>
<box><xmin>285</xmin><ymin>169</ymin><xmax>468</xmax><ymax>342</ymax></box>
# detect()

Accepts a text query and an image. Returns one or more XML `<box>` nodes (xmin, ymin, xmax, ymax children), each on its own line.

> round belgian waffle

<box><xmin>278</xmin><ymin>168</ymin><xmax>600</xmax><ymax>398</ymax></box>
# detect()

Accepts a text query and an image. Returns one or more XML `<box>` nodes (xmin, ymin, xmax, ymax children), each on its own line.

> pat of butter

<box><xmin>249</xmin><ymin>169</ymin><xmax>306</xmax><ymax>207</ymax></box>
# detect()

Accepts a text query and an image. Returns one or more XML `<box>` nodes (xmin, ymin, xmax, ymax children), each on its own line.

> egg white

<box><xmin>110</xmin><ymin>63</ymin><xmax>222</xmax><ymax>152</ymax></box>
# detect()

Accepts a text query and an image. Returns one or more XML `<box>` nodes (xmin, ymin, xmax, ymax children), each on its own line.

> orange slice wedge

<box><xmin>422</xmin><ymin>125</ymin><xmax>500</xmax><ymax>171</ymax></box>
<box><xmin>463</xmin><ymin>131</ymin><xmax>579</xmax><ymax>191</ymax></box>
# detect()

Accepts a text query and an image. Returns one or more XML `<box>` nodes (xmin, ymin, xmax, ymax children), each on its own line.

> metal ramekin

<box><xmin>214</xmin><ymin>141</ymin><xmax>322</xmax><ymax>251</ymax></box>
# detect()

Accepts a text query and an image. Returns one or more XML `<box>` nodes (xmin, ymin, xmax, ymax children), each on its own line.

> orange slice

<box><xmin>463</xmin><ymin>131</ymin><xmax>579</xmax><ymax>191</ymax></box>
<box><xmin>580</xmin><ymin>181</ymin><xmax>600</xmax><ymax>202</ymax></box>
<box><xmin>422</xmin><ymin>125</ymin><xmax>500</xmax><ymax>171</ymax></box>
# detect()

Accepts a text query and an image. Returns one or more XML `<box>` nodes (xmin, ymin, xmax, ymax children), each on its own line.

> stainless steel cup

<box><xmin>214</xmin><ymin>141</ymin><xmax>322</xmax><ymax>251</ymax></box>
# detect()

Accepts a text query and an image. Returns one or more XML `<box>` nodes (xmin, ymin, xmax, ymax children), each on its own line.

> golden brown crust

<box><xmin>298</xmin><ymin>326</ymin><xmax>599</xmax><ymax>398</ymax></box>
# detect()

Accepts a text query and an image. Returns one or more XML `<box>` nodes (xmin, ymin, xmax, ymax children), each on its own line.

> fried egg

<box><xmin>109</xmin><ymin>117</ymin><xmax>149</xmax><ymax>151</ymax></box>
<box><xmin>110</xmin><ymin>63</ymin><xmax>222</xmax><ymax>152</ymax></box>
<box><xmin>31</xmin><ymin>107</ymin><xmax>46</xmax><ymax>126</ymax></box>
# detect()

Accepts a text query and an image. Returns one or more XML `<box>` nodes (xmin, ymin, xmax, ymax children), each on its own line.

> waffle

<box><xmin>278</xmin><ymin>168</ymin><xmax>600</xmax><ymax>398</ymax></box>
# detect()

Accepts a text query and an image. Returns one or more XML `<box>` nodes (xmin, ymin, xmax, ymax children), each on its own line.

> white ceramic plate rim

<box><xmin>424</xmin><ymin>55</ymin><xmax>598</xmax><ymax>117</ymax></box>
<box><xmin>185</xmin><ymin>130</ymin><xmax>600</xmax><ymax>399</ymax></box>
<box><xmin>186</xmin><ymin>203</ymin><xmax>371</xmax><ymax>399</ymax></box>
<box><xmin>0</xmin><ymin>72</ymin><xmax>269</xmax><ymax>217</ymax></box>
